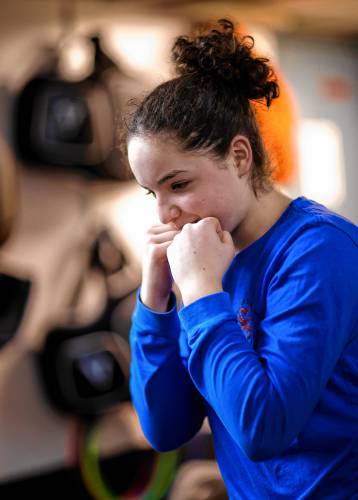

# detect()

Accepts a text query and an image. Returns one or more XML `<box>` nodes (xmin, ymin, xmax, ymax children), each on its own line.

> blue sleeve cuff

<box><xmin>179</xmin><ymin>292</ymin><xmax>238</xmax><ymax>344</ymax></box>
<box><xmin>132</xmin><ymin>288</ymin><xmax>180</xmax><ymax>340</ymax></box>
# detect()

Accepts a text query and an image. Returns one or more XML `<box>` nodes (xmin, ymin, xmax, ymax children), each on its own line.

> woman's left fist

<box><xmin>167</xmin><ymin>217</ymin><xmax>235</xmax><ymax>305</ymax></box>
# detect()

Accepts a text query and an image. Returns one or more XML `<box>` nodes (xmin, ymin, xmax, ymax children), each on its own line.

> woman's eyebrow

<box><xmin>157</xmin><ymin>170</ymin><xmax>188</xmax><ymax>186</ymax></box>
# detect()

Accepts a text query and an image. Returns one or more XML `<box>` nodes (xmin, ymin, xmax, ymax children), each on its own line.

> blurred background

<box><xmin>0</xmin><ymin>0</ymin><xmax>357</xmax><ymax>498</ymax></box>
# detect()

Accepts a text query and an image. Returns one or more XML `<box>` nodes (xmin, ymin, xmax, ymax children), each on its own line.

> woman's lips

<box><xmin>174</xmin><ymin>218</ymin><xmax>201</xmax><ymax>231</ymax></box>
<box><xmin>182</xmin><ymin>218</ymin><xmax>200</xmax><ymax>229</ymax></box>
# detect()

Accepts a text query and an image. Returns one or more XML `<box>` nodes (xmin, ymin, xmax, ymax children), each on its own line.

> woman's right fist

<box><xmin>140</xmin><ymin>223</ymin><xmax>180</xmax><ymax>312</ymax></box>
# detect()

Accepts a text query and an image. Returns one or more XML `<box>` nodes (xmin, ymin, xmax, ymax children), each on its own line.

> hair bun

<box><xmin>171</xmin><ymin>19</ymin><xmax>279</xmax><ymax>106</ymax></box>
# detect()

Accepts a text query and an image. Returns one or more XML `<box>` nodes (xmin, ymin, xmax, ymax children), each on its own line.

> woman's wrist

<box><xmin>140</xmin><ymin>288</ymin><xmax>171</xmax><ymax>312</ymax></box>
<box><xmin>181</xmin><ymin>282</ymin><xmax>223</xmax><ymax>307</ymax></box>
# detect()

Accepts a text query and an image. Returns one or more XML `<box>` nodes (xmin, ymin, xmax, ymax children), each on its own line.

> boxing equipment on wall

<box><xmin>36</xmin><ymin>228</ymin><xmax>180</xmax><ymax>499</ymax></box>
<box><xmin>5</xmin><ymin>26</ymin><xmax>179</xmax><ymax>497</ymax></box>
<box><xmin>37</xmin><ymin>230</ymin><xmax>132</xmax><ymax>418</ymax></box>
<box><xmin>14</xmin><ymin>36</ymin><xmax>130</xmax><ymax>181</ymax></box>
<box><xmin>0</xmin><ymin>274</ymin><xmax>31</xmax><ymax>350</ymax></box>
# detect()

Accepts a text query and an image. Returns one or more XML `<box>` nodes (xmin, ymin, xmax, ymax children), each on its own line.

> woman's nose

<box><xmin>157</xmin><ymin>202</ymin><xmax>181</xmax><ymax>225</ymax></box>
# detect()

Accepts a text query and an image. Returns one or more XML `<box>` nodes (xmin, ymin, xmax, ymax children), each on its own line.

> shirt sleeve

<box><xmin>129</xmin><ymin>290</ymin><xmax>206</xmax><ymax>452</ymax></box>
<box><xmin>180</xmin><ymin>224</ymin><xmax>358</xmax><ymax>461</ymax></box>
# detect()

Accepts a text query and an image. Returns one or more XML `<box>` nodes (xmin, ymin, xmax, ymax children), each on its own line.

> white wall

<box><xmin>278</xmin><ymin>35</ymin><xmax>358</xmax><ymax>223</ymax></box>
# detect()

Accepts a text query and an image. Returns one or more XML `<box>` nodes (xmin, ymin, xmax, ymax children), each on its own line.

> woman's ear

<box><xmin>229</xmin><ymin>134</ymin><xmax>253</xmax><ymax>178</ymax></box>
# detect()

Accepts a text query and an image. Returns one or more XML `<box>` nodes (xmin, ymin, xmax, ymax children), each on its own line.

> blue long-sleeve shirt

<box><xmin>130</xmin><ymin>197</ymin><xmax>358</xmax><ymax>499</ymax></box>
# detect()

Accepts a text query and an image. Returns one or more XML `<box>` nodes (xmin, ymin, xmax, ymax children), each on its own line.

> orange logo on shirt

<box><xmin>238</xmin><ymin>306</ymin><xmax>252</xmax><ymax>340</ymax></box>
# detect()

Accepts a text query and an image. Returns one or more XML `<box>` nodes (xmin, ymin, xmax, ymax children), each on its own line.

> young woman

<box><xmin>127</xmin><ymin>19</ymin><xmax>358</xmax><ymax>499</ymax></box>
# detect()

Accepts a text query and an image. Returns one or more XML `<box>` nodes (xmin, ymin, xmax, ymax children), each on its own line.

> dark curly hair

<box><xmin>127</xmin><ymin>19</ymin><xmax>280</xmax><ymax>194</ymax></box>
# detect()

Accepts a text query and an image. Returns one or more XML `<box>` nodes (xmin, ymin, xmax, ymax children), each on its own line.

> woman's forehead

<box><xmin>128</xmin><ymin>135</ymin><xmax>185</xmax><ymax>160</ymax></box>
<box><xmin>128</xmin><ymin>136</ymin><xmax>177</xmax><ymax>176</ymax></box>
<box><xmin>128</xmin><ymin>136</ymin><xmax>200</xmax><ymax>179</ymax></box>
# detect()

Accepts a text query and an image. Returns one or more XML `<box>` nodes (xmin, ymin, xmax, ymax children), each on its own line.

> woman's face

<box><xmin>128</xmin><ymin>135</ymin><xmax>253</xmax><ymax>235</ymax></box>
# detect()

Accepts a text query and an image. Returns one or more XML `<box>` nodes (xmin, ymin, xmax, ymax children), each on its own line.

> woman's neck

<box><xmin>233</xmin><ymin>189</ymin><xmax>293</xmax><ymax>251</ymax></box>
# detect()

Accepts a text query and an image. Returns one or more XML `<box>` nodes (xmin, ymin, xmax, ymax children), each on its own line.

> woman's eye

<box><xmin>145</xmin><ymin>189</ymin><xmax>156</xmax><ymax>198</ymax></box>
<box><xmin>172</xmin><ymin>181</ymin><xmax>190</xmax><ymax>191</ymax></box>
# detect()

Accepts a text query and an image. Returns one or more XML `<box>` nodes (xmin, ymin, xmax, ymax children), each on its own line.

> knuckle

<box><xmin>145</xmin><ymin>227</ymin><xmax>156</xmax><ymax>239</ymax></box>
<box><xmin>182</xmin><ymin>222</ymin><xmax>193</xmax><ymax>231</ymax></box>
<box><xmin>202</xmin><ymin>216</ymin><xmax>216</xmax><ymax>225</ymax></box>
<box><xmin>145</xmin><ymin>234</ymin><xmax>155</xmax><ymax>246</ymax></box>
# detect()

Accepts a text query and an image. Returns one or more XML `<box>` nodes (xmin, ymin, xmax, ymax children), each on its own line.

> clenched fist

<box><xmin>167</xmin><ymin>217</ymin><xmax>235</xmax><ymax>306</ymax></box>
<box><xmin>140</xmin><ymin>223</ymin><xmax>180</xmax><ymax>311</ymax></box>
